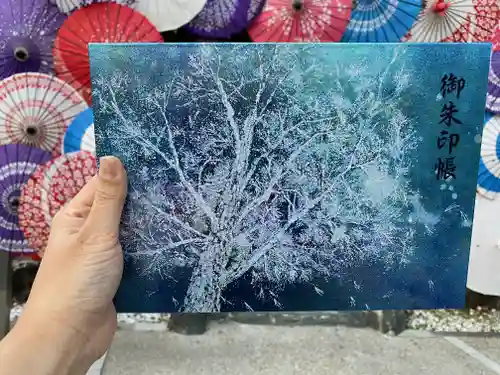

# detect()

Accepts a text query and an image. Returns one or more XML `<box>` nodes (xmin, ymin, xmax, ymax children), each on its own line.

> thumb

<box><xmin>84</xmin><ymin>156</ymin><xmax>127</xmax><ymax>236</ymax></box>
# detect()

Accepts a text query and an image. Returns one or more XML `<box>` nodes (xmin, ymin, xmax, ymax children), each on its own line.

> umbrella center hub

<box><xmin>26</xmin><ymin>126</ymin><xmax>37</xmax><ymax>136</ymax></box>
<box><xmin>292</xmin><ymin>0</ymin><xmax>303</xmax><ymax>11</ymax></box>
<box><xmin>10</xmin><ymin>196</ymin><xmax>19</xmax><ymax>210</ymax></box>
<box><xmin>23</xmin><ymin>123</ymin><xmax>41</xmax><ymax>140</ymax></box>
<box><xmin>14</xmin><ymin>47</ymin><xmax>30</xmax><ymax>62</ymax></box>
<box><xmin>432</xmin><ymin>0</ymin><xmax>450</xmax><ymax>16</ymax></box>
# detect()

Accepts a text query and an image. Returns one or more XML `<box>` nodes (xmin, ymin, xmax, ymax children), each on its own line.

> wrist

<box><xmin>0</xmin><ymin>309</ymin><xmax>91</xmax><ymax>375</ymax></box>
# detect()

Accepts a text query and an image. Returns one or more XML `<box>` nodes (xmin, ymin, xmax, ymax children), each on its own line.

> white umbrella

<box><xmin>133</xmin><ymin>0</ymin><xmax>207</xmax><ymax>32</ymax></box>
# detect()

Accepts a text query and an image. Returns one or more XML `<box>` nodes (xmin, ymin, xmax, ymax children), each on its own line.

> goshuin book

<box><xmin>89</xmin><ymin>43</ymin><xmax>490</xmax><ymax>313</ymax></box>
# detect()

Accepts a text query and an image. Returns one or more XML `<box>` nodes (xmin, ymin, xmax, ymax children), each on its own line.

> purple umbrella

<box><xmin>487</xmin><ymin>51</ymin><xmax>500</xmax><ymax>114</ymax></box>
<box><xmin>0</xmin><ymin>0</ymin><xmax>67</xmax><ymax>79</ymax></box>
<box><xmin>49</xmin><ymin>0</ymin><xmax>137</xmax><ymax>14</ymax></box>
<box><xmin>247</xmin><ymin>0</ymin><xmax>266</xmax><ymax>23</ymax></box>
<box><xmin>0</xmin><ymin>144</ymin><xmax>51</xmax><ymax>254</ymax></box>
<box><xmin>184</xmin><ymin>0</ymin><xmax>254</xmax><ymax>38</ymax></box>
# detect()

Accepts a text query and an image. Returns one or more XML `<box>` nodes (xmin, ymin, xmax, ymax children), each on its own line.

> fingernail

<box><xmin>99</xmin><ymin>156</ymin><xmax>120</xmax><ymax>180</ymax></box>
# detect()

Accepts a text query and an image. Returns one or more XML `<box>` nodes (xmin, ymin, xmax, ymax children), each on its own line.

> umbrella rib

<box><xmin>441</xmin><ymin>8</ymin><xmax>467</xmax><ymax>41</ymax></box>
<box><xmin>114</xmin><ymin>2</ymin><xmax>124</xmax><ymax>42</ymax></box>
<box><xmin>446</xmin><ymin>7</ymin><xmax>493</xmax><ymax>40</ymax></box>
<box><xmin>27</xmin><ymin>4</ymin><xmax>57</xmax><ymax>39</ymax></box>
<box><xmin>381</xmin><ymin>0</ymin><xmax>423</xmax><ymax>26</ymax></box>
<box><xmin>82</xmin><ymin>2</ymin><xmax>99</xmax><ymax>43</ymax></box>
<box><xmin>359</xmin><ymin>5</ymin><xmax>375</xmax><ymax>42</ymax></box>
<box><xmin>35</xmin><ymin>80</ymin><xmax>79</xmax><ymax>128</ymax></box>
<box><xmin>106</xmin><ymin>1</ymin><xmax>111</xmax><ymax>42</ymax></box>
<box><xmin>345</xmin><ymin>2</ymin><xmax>374</xmax><ymax>42</ymax></box>
<box><xmin>249</xmin><ymin>15</ymin><xmax>291</xmax><ymax>41</ymax></box>
<box><xmin>417</xmin><ymin>12</ymin><xmax>440</xmax><ymax>41</ymax></box>
<box><xmin>54</xmin><ymin>34</ymin><xmax>91</xmax><ymax>59</ymax></box>
<box><xmin>56</xmin><ymin>20</ymin><xmax>91</xmax><ymax>53</ymax></box>
<box><xmin>33</xmin><ymin>76</ymin><xmax>63</xmax><ymax>129</ymax></box>
<box><xmin>122</xmin><ymin>7</ymin><xmax>150</xmax><ymax>41</ymax></box>
<box><xmin>8</xmin><ymin>73</ymin><xmax>33</xmax><ymax>132</ymax></box>
<box><xmin>0</xmin><ymin>108</ymin><xmax>30</xmax><ymax>132</ymax></box>
<box><xmin>35</xmin><ymin>105</ymin><xmax>87</xmax><ymax>134</ymax></box>
<box><xmin>54</xmin><ymin>63</ymin><xmax>90</xmax><ymax>76</ymax></box>
<box><xmin>0</xmin><ymin>144</ymin><xmax>16</xmax><ymax>211</ymax></box>
<box><xmin>373</xmin><ymin>0</ymin><xmax>392</xmax><ymax>42</ymax></box>
<box><xmin>26</xmin><ymin>3</ymin><xmax>48</xmax><ymax>39</ymax></box>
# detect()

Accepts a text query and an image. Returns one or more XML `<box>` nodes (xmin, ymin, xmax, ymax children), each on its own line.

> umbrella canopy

<box><xmin>53</xmin><ymin>2</ymin><xmax>163</xmax><ymax>104</ymax></box>
<box><xmin>185</xmin><ymin>0</ymin><xmax>258</xmax><ymax>38</ymax></box>
<box><xmin>248</xmin><ymin>0</ymin><xmax>353</xmax><ymax>42</ymax></box>
<box><xmin>491</xmin><ymin>24</ymin><xmax>500</xmax><ymax>51</ymax></box>
<box><xmin>133</xmin><ymin>0</ymin><xmax>207</xmax><ymax>32</ymax></box>
<box><xmin>0</xmin><ymin>73</ymin><xmax>88</xmax><ymax>157</ymax></box>
<box><xmin>0</xmin><ymin>144</ymin><xmax>51</xmax><ymax>255</ymax></box>
<box><xmin>477</xmin><ymin>115</ymin><xmax>500</xmax><ymax>200</ymax></box>
<box><xmin>486</xmin><ymin>27</ymin><xmax>500</xmax><ymax>115</ymax></box>
<box><xmin>0</xmin><ymin>0</ymin><xmax>67</xmax><ymax>79</ymax></box>
<box><xmin>486</xmin><ymin>52</ymin><xmax>500</xmax><ymax>115</ymax></box>
<box><xmin>19</xmin><ymin>151</ymin><xmax>96</xmax><ymax>257</ymax></box>
<box><xmin>247</xmin><ymin>0</ymin><xmax>267</xmax><ymax>22</ymax></box>
<box><xmin>50</xmin><ymin>0</ymin><xmax>136</xmax><ymax>14</ymax></box>
<box><xmin>63</xmin><ymin>108</ymin><xmax>95</xmax><ymax>154</ymax></box>
<box><xmin>404</xmin><ymin>0</ymin><xmax>499</xmax><ymax>42</ymax></box>
<box><xmin>341</xmin><ymin>0</ymin><xmax>422</xmax><ymax>42</ymax></box>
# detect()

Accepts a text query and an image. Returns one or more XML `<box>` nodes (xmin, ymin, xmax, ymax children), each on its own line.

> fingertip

<box><xmin>99</xmin><ymin>156</ymin><xmax>126</xmax><ymax>182</ymax></box>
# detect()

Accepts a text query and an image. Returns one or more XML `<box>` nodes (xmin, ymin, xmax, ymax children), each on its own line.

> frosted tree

<box><xmin>93</xmin><ymin>44</ymin><xmax>432</xmax><ymax>312</ymax></box>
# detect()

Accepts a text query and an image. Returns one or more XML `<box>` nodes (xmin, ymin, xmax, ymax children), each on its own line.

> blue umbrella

<box><xmin>477</xmin><ymin>114</ymin><xmax>500</xmax><ymax>200</ymax></box>
<box><xmin>62</xmin><ymin>108</ymin><xmax>95</xmax><ymax>154</ymax></box>
<box><xmin>341</xmin><ymin>0</ymin><xmax>422</xmax><ymax>42</ymax></box>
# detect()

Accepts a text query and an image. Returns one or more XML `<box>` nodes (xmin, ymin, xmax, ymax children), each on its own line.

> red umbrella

<box><xmin>18</xmin><ymin>151</ymin><xmax>96</xmax><ymax>257</ymax></box>
<box><xmin>403</xmin><ymin>0</ymin><xmax>499</xmax><ymax>42</ymax></box>
<box><xmin>248</xmin><ymin>0</ymin><xmax>352</xmax><ymax>42</ymax></box>
<box><xmin>53</xmin><ymin>2</ymin><xmax>163</xmax><ymax>104</ymax></box>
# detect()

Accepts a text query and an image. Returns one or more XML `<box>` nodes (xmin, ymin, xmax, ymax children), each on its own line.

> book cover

<box><xmin>89</xmin><ymin>43</ymin><xmax>490</xmax><ymax>313</ymax></box>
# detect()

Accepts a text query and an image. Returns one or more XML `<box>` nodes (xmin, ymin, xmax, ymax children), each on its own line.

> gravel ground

<box><xmin>9</xmin><ymin>305</ymin><xmax>500</xmax><ymax>333</ymax></box>
<box><xmin>408</xmin><ymin>309</ymin><xmax>500</xmax><ymax>333</ymax></box>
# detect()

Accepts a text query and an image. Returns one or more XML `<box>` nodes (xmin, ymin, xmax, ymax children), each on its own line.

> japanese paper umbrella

<box><xmin>19</xmin><ymin>151</ymin><xmax>97</xmax><ymax>256</ymax></box>
<box><xmin>185</xmin><ymin>0</ymin><xmax>260</xmax><ymax>38</ymax></box>
<box><xmin>0</xmin><ymin>0</ymin><xmax>67</xmax><ymax>79</ymax></box>
<box><xmin>341</xmin><ymin>0</ymin><xmax>422</xmax><ymax>42</ymax></box>
<box><xmin>404</xmin><ymin>0</ymin><xmax>499</xmax><ymax>42</ymax></box>
<box><xmin>133</xmin><ymin>0</ymin><xmax>207</xmax><ymax>32</ymax></box>
<box><xmin>486</xmin><ymin>27</ymin><xmax>500</xmax><ymax>114</ymax></box>
<box><xmin>0</xmin><ymin>144</ymin><xmax>51</xmax><ymax>254</ymax></box>
<box><xmin>0</xmin><ymin>73</ymin><xmax>88</xmax><ymax>157</ymax></box>
<box><xmin>53</xmin><ymin>2</ymin><xmax>163</xmax><ymax>104</ymax></box>
<box><xmin>62</xmin><ymin>108</ymin><xmax>95</xmax><ymax>154</ymax></box>
<box><xmin>477</xmin><ymin>116</ymin><xmax>500</xmax><ymax>200</ymax></box>
<box><xmin>248</xmin><ymin>0</ymin><xmax>353</xmax><ymax>42</ymax></box>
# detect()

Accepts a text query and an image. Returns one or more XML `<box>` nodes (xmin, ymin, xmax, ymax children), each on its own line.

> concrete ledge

<box><xmin>215</xmin><ymin>310</ymin><xmax>410</xmax><ymax>335</ymax></box>
<box><xmin>118</xmin><ymin>311</ymin><xmax>410</xmax><ymax>335</ymax></box>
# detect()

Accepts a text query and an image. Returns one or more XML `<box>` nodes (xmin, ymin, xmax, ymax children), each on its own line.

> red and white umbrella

<box><xmin>404</xmin><ymin>0</ymin><xmax>499</xmax><ymax>42</ymax></box>
<box><xmin>0</xmin><ymin>73</ymin><xmax>88</xmax><ymax>157</ymax></box>
<box><xmin>248</xmin><ymin>0</ymin><xmax>353</xmax><ymax>42</ymax></box>
<box><xmin>53</xmin><ymin>2</ymin><xmax>163</xmax><ymax>104</ymax></box>
<box><xmin>18</xmin><ymin>151</ymin><xmax>96</xmax><ymax>257</ymax></box>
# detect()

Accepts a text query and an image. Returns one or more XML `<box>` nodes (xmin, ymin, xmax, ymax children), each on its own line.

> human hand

<box><xmin>18</xmin><ymin>156</ymin><xmax>127</xmax><ymax>368</ymax></box>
